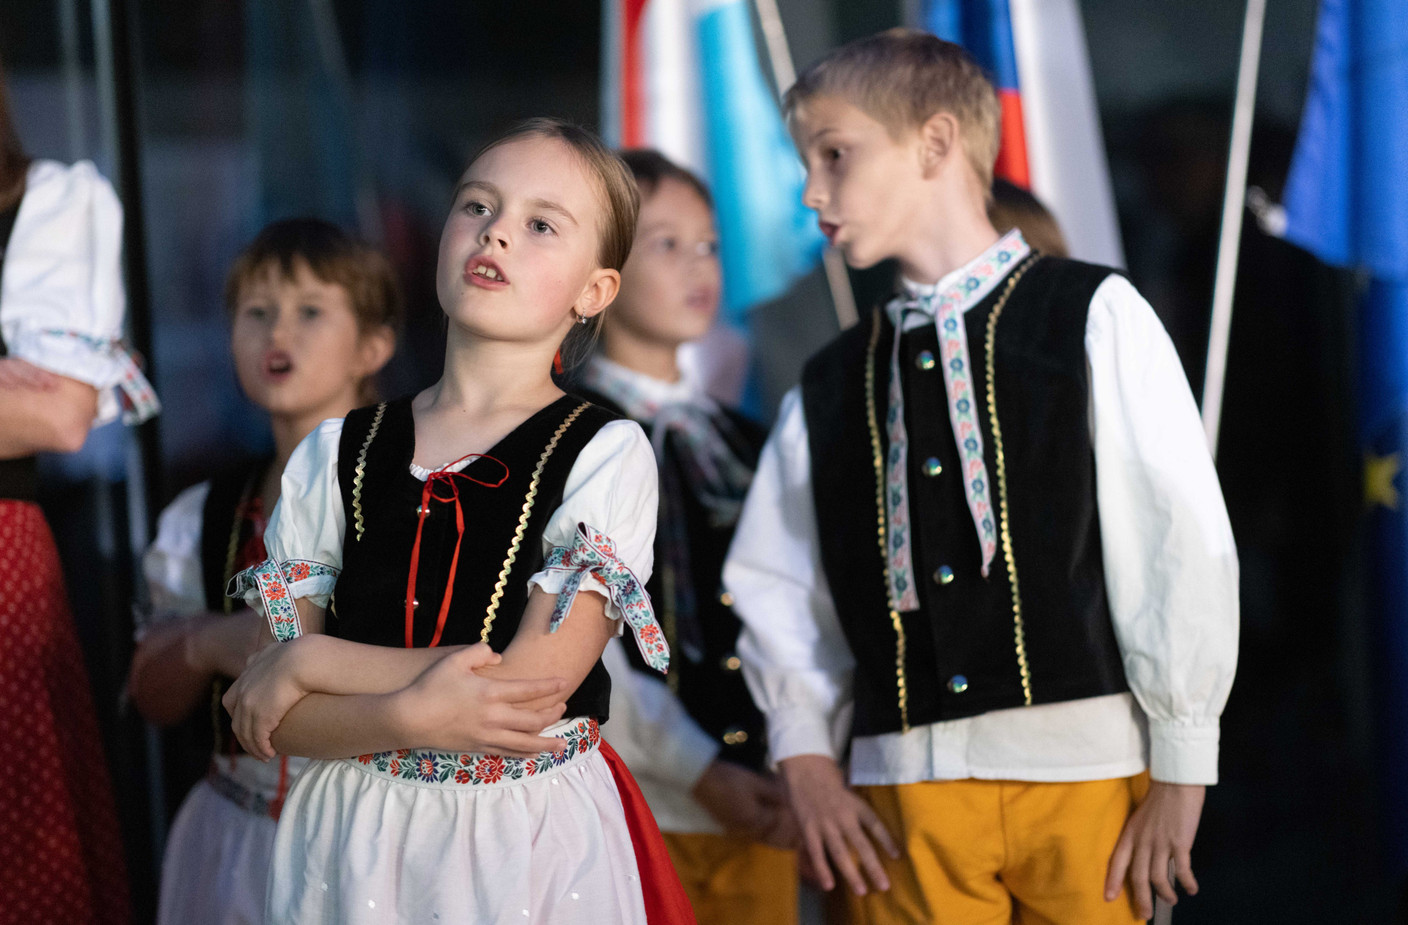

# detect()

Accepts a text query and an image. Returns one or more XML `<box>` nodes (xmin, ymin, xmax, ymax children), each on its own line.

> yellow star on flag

<box><xmin>1366</xmin><ymin>452</ymin><xmax>1402</xmax><ymax>510</ymax></box>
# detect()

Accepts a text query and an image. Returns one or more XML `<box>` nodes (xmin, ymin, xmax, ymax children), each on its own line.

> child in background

<box><xmin>223</xmin><ymin>119</ymin><xmax>693</xmax><ymax>924</ymax></box>
<box><xmin>574</xmin><ymin>149</ymin><xmax>798</xmax><ymax>925</ymax></box>
<box><xmin>130</xmin><ymin>218</ymin><xmax>399</xmax><ymax>925</ymax></box>
<box><xmin>725</xmin><ymin>29</ymin><xmax>1238</xmax><ymax>924</ymax></box>
<box><xmin>988</xmin><ymin>177</ymin><xmax>1070</xmax><ymax>258</ymax></box>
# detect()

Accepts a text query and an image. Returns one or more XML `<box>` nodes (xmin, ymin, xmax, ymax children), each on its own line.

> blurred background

<box><xmin>0</xmin><ymin>0</ymin><xmax>1387</xmax><ymax>920</ymax></box>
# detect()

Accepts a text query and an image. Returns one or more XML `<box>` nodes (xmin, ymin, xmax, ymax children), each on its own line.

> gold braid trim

<box><xmin>481</xmin><ymin>402</ymin><xmax>589</xmax><ymax>644</ymax></box>
<box><xmin>352</xmin><ymin>402</ymin><xmax>387</xmax><ymax>542</ymax></box>
<box><xmin>864</xmin><ymin>309</ymin><xmax>910</xmax><ymax>733</ymax></box>
<box><xmin>984</xmin><ymin>255</ymin><xmax>1039</xmax><ymax>706</ymax></box>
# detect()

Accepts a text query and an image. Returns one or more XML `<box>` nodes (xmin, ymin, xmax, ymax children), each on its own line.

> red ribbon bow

<box><xmin>405</xmin><ymin>453</ymin><xmax>510</xmax><ymax>648</ymax></box>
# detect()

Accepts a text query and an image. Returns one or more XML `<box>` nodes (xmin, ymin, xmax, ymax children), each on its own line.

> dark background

<box><xmin>0</xmin><ymin>1</ymin><xmax>1383</xmax><ymax>920</ymax></box>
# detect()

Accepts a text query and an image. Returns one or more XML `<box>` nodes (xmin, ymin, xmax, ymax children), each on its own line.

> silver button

<box><xmin>948</xmin><ymin>675</ymin><xmax>969</xmax><ymax>694</ymax></box>
<box><xmin>923</xmin><ymin>457</ymin><xmax>943</xmax><ymax>477</ymax></box>
<box><xmin>916</xmin><ymin>350</ymin><xmax>937</xmax><ymax>371</ymax></box>
<box><xmin>934</xmin><ymin>565</ymin><xmax>955</xmax><ymax>585</ymax></box>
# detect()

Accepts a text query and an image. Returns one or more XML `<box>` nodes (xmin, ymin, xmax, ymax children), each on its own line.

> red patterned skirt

<box><xmin>0</xmin><ymin>501</ymin><xmax>129</xmax><ymax>923</ymax></box>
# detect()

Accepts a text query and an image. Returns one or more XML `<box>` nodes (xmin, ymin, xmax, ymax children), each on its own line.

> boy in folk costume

<box><xmin>723</xmin><ymin>29</ymin><xmax>1238</xmax><ymax>924</ymax></box>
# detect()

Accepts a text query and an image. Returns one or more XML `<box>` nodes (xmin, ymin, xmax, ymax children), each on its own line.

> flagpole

<box><xmin>751</xmin><ymin>0</ymin><xmax>860</xmax><ymax>329</ymax></box>
<box><xmin>1201</xmin><ymin>0</ymin><xmax>1267</xmax><ymax>457</ymax></box>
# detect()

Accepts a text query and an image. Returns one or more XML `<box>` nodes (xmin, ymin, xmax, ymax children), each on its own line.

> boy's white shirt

<box><xmin>723</xmin><ymin>258</ymin><xmax>1239</xmax><ymax>787</ymax></box>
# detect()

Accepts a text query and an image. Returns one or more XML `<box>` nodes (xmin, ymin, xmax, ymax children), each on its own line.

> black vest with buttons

<box><xmin>574</xmin><ymin>387</ymin><xmax>770</xmax><ymax>771</ymax></box>
<box><xmin>330</xmin><ymin>395</ymin><xmax>619</xmax><ymax>722</ymax></box>
<box><xmin>801</xmin><ymin>256</ymin><xmax>1129</xmax><ymax>737</ymax></box>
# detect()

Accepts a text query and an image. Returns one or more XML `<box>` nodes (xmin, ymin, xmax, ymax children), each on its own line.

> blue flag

<box><xmin>1282</xmin><ymin>0</ymin><xmax>1408</xmax><ymax>871</ymax></box>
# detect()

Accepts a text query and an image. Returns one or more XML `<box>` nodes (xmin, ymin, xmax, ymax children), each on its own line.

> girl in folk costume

<box><xmin>129</xmin><ymin>219</ymin><xmax>399</xmax><ymax>925</ymax></box>
<box><xmin>574</xmin><ymin>149</ymin><xmax>799</xmax><ymax>924</ymax></box>
<box><xmin>223</xmin><ymin>119</ymin><xmax>693</xmax><ymax>924</ymax></box>
<box><xmin>0</xmin><ymin>58</ymin><xmax>158</xmax><ymax>924</ymax></box>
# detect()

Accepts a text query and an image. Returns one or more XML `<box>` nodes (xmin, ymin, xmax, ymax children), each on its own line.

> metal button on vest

<box><xmin>934</xmin><ymin>565</ymin><xmax>955</xmax><ymax>585</ymax></box>
<box><xmin>721</xmin><ymin>654</ymin><xmax>742</xmax><ymax>672</ymax></box>
<box><xmin>722</xmin><ymin>726</ymin><xmax>749</xmax><ymax>746</ymax></box>
<box><xmin>948</xmin><ymin>675</ymin><xmax>969</xmax><ymax>694</ymax></box>
<box><xmin>719</xmin><ymin>591</ymin><xmax>735</xmax><ymax>608</ymax></box>
<box><xmin>923</xmin><ymin>457</ymin><xmax>943</xmax><ymax>477</ymax></box>
<box><xmin>405</xmin><ymin>598</ymin><xmax>419</xmax><ymax>610</ymax></box>
<box><xmin>916</xmin><ymin>350</ymin><xmax>937</xmax><ymax>371</ymax></box>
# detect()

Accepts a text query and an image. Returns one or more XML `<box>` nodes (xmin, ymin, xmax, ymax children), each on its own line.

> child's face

<box><xmin>610</xmin><ymin>178</ymin><xmax>720</xmax><ymax>351</ymax></box>
<box><xmin>230</xmin><ymin>260</ymin><xmax>376</xmax><ymax>420</ymax></box>
<box><xmin>437</xmin><ymin>136</ymin><xmax>614</xmax><ymax>346</ymax></box>
<box><xmin>792</xmin><ymin>94</ymin><xmax>928</xmax><ymax>270</ymax></box>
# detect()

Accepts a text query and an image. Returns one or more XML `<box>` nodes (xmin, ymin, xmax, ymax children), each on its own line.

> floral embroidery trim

<box><xmin>228</xmin><ymin>558</ymin><xmax>340</xmax><ymax>643</ymax></box>
<box><xmin>883</xmin><ymin>230</ymin><xmax>1031</xmax><ymax>602</ymax></box>
<box><xmin>352</xmin><ymin>717</ymin><xmax>601</xmax><ymax>787</ymax></box>
<box><xmin>542</xmin><ymin>522</ymin><xmax>669</xmax><ymax>673</ymax></box>
<box><xmin>39</xmin><ymin>327</ymin><xmax>160</xmax><ymax>424</ymax></box>
<box><xmin>206</xmin><ymin>761</ymin><xmax>286</xmax><ymax>821</ymax></box>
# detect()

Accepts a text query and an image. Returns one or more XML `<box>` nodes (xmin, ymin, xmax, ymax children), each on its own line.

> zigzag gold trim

<box><xmin>352</xmin><ymin>402</ymin><xmax>387</xmax><ymax>542</ymax></box>
<box><xmin>984</xmin><ymin>256</ymin><xmax>1039</xmax><ymax>706</ymax></box>
<box><xmin>865</xmin><ymin>309</ymin><xmax>909</xmax><ymax>733</ymax></box>
<box><xmin>481</xmin><ymin>402</ymin><xmax>589</xmax><ymax>644</ymax></box>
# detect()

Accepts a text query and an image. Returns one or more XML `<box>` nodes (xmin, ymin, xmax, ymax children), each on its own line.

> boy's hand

<box><xmin>186</xmin><ymin>610</ymin><xmax>265</xmax><ymax>679</ymax></box>
<box><xmin>222</xmin><ymin>633</ymin><xmax>316</xmax><ymax>760</ymax></box>
<box><xmin>1104</xmin><ymin>781</ymin><xmax>1205</xmax><ymax>919</ymax></box>
<box><xmin>691</xmin><ymin>760</ymin><xmax>794</xmax><ymax>846</ymax></box>
<box><xmin>400</xmin><ymin>643</ymin><xmax>569</xmax><ymax>757</ymax></box>
<box><xmin>779</xmin><ymin>754</ymin><xmax>899</xmax><ymax>896</ymax></box>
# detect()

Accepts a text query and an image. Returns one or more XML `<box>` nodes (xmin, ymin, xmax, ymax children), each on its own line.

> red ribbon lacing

<box><xmin>405</xmin><ymin>452</ymin><xmax>511</xmax><ymax>648</ymax></box>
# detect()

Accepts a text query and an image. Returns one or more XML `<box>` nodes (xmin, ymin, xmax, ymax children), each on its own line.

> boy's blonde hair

<box><xmin>785</xmin><ymin>28</ymin><xmax>1002</xmax><ymax>189</ymax></box>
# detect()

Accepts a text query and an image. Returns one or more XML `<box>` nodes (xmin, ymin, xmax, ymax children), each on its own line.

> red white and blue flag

<box><xmin>923</xmin><ymin>0</ymin><xmax>1124</xmax><ymax>267</ymax></box>
<box><xmin>600</xmin><ymin>0</ymin><xmax>825</xmax><ymax>326</ymax></box>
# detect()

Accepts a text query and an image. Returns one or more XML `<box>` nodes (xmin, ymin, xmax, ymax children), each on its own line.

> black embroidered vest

<box><xmin>801</xmin><ymin>257</ymin><xmax>1129</xmax><ymax>737</ymax></box>
<box><xmin>330</xmin><ymin>396</ymin><xmax>619</xmax><ymax>721</ymax></box>
<box><xmin>157</xmin><ymin>458</ymin><xmax>270</xmax><ymax>808</ymax></box>
<box><xmin>0</xmin><ymin>198</ymin><xmax>36</xmax><ymax>501</ymax></box>
<box><xmin>575</xmin><ymin>387</ymin><xmax>770</xmax><ymax>770</ymax></box>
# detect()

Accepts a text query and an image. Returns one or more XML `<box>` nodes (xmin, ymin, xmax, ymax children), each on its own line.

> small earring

<box><xmin>575</xmin><ymin>312</ymin><xmax>588</xmax><ymax>325</ymax></box>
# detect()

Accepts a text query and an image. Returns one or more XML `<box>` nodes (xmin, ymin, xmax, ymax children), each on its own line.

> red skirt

<box><xmin>0</xmin><ymin>501</ymin><xmax>129</xmax><ymax>924</ymax></box>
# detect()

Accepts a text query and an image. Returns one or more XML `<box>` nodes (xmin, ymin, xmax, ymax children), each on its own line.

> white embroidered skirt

<box><xmin>265</xmin><ymin>718</ymin><xmax>649</xmax><ymax>924</ymax></box>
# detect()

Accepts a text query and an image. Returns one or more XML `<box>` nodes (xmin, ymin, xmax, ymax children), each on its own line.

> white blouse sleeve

<box><xmin>723</xmin><ymin>388</ymin><xmax>856</xmax><ymax>764</ymax></box>
<box><xmin>0</xmin><ymin>160</ymin><xmax>158</xmax><ymax>426</ymax></box>
<box><xmin>527</xmin><ymin>418</ymin><xmax>666</xmax><ymax>670</ymax></box>
<box><xmin>1087</xmin><ymin>275</ymin><xmax>1240</xmax><ymax>786</ymax></box>
<box><xmin>230</xmin><ymin>418</ymin><xmax>345</xmax><ymax>639</ymax></box>
<box><xmin>139</xmin><ymin>481</ymin><xmax>211</xmax><ymax>635</ymax></box>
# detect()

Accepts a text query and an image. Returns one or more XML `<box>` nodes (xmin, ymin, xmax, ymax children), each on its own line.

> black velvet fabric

<box><xmin>802</xmin><ymin>256</ymin><xmax>1130</xmax><ymax>736</ymax></box>
<box><xmin>331</xmin><ymin>395</ymin><xmax>618</xmax><ymax>722</ymax></box>
<box><xmin>574</xmin><ymin>386</ymin><xmax>770</xmax><ymax>771</ymax></box>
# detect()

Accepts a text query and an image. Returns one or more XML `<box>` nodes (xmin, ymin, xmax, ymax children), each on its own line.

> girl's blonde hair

<box><xmin>466</xmin><ymin>118</ymin><xmax>640</xmax><ymax>371</ymax></box>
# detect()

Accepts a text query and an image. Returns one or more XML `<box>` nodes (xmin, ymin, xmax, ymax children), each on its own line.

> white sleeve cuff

<box><xmin>767</xmin><ymin>706</ymin><xmax>846</xmax><ymax>764</ymax></box>
<box><xmin>1148</xmin><ymin>719</ymin><xmax>1220</xmax><ymax>785</ymax></box>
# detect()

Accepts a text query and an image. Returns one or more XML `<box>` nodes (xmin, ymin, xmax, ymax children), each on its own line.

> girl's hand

<box><xmin>692</xmin><ymin>760</ymin><xmax>795</xmax><ymax>847</ymax></box>
<box><xmin>399</xmin><ymin>643</ymin><xmax>569</xmax><ymax>758</ymax></box>
<box><xmin>222</xmin><ymin>635</ymin><xmax>316</xmax><ymax>760</ymax></box>
<box><xmin>0</xmin><ymin>357</ymin><xmax>62</xmax><ymax>391</ymax></box>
